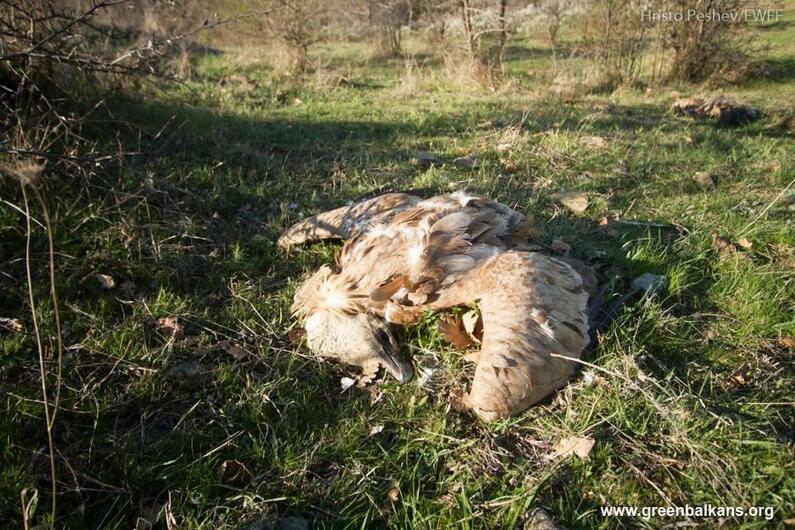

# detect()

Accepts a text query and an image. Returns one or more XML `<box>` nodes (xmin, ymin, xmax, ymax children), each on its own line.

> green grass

<box><xmin>1</xmin><ymin>7</ymin><xmax>795</xmax><ymax>529</ymax></box>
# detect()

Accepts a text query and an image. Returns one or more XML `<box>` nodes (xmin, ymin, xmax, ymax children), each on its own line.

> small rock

<box><xmin>340</xmin><ymin>376</ymin><xmax>356</xmax><ymax>391</ymax></box>
<box><xmin>96</xmin><ymin>274</ymin><xmax>115</xmax><ymax>290</ymax></box>
<box><xmin>631</xmin><ymin>273</ymin><xmax>668</xmax><ymax>297</ymax></box>
<box><xmin>522</xmin><ymin>507</ymin><xmax>566</xmax><ymax>530</ymax></box>
<box><xmin>276</xmin><ymin>517</ymin><xmax>309</xmax><ymax>530</ymax></box>
<box><xmin>369</xmin><ymin>424</ymin><xmax>384</xmax><ymax>436</ymax></box>
<box><xmin>550</xmin><ymin>239</ymin><xmax>572</xmax><ymax>254</ymax></box>
<box><xmin>453</xmin><ymin>154</ymin><xmax>481</xmax><ymax>169</ymax></box>
<box><xmin>166</xmin><ymin>361</ymin><xmax>204</xmax><ymax>380</ymax></box>
<box><xmin>240</xmin><ymin>516</ymin><xmax>309</xmax><ymax>530</ymax></box>
<box><xmin>411</xmin><ymin>151</ymin><xmax>443</xmax><ymax>169</ymax></box>
<box><xmin>556</xmin><ymin>192</ymin><xmax>589</xmax><ymax>215</ymax></box>
<box><xmin>581</xmin><ymin>135</ymin><xmax>608</xmax><ymax>149</ymax></box>
<box><xmin>693</xmin><ymin>171</ymin><xmax>716</xmax><ymax>190</ymax></box>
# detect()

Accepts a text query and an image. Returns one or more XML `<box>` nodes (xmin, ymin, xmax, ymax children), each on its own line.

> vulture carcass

<box><xmin>279</xmin><ymin>191</ymin><xmax>597</xmax><ymax>420</ymax></box>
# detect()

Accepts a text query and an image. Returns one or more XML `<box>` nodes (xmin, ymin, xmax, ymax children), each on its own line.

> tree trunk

<box><xmin>497</xmin><ymin>0</ymin><xmax>508</xmax><ymax>70</ymax></box>
<box><xmin>459</xmin><ymin>0</ymin><xmax>476</xmax><ymax>60</ymax></box>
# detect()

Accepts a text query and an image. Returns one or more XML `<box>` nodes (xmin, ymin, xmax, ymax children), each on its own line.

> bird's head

<box><xmin>291</xmin><ymin>266</ymin><xmax>413</xmax><ymax>383</ymax></box>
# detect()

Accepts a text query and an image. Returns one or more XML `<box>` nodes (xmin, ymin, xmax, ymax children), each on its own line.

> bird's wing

<box><xmin>277</xmin><ymin>193</ymin><xmax>420</xmax><ymax>248</ymax></box>
<box><xmin>464</xmin><ymin>252</ymin><xmax>591</xmax><ymax>420</ymax></box>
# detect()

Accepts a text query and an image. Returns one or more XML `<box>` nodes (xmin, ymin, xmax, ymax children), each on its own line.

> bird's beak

<box><xmin>377</xmin><ymin>349</ymin><xmax>413</xmax><ymax>384</ymax></box>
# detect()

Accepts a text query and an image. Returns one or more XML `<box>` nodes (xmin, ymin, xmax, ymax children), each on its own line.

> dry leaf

<box><xmin>711</xmin><ymin>230</ymin><xmax>737</xmax><ymax>256</ymax></box>
<box><xmin>213</xmin><ymin>341</ymin><xmax>244</xmax><ymax>359</ymax></box>
<box><xmin>0</xmin><ymin>317</ymin><xmax>23</xmax><ymax>332</ymax></box>
<box><xmin>438</xmin><ymin>314</ymin><xmax>474</xmax><ymax>348</ymax></box>
<box><xmin>550</xmin><ymin>436</ymin><xmax>595</xmax><ymax>460</ymax></box>
<box><xmin>156</xmin><ymin>317</ymin><xmax>184</xmax><ymax>339</ymax></box>
<box><xmin>218</xmin><ymin>459</ymin><xmax>251</xmax><ymax>484</ymax></box>
<box><xmin>778</xmin><ymin>335</ymin><xmax>794</xmax><ymax>350</ymax></box>
<box><xmin>736</xmin><ymin>237</ymin><xmax>753</xmax><ymax>250</ymax></box>
<box><xmin>287</xmin><ymin>328</ymin><xmax>306</xmax><ymax>344</ymax></box>
<box><xmin>753</xmin><ymin>160</ymin><xmax>782</xmax><ymax>173</ymax></box>
<box><xmin>388</xmin><ymin>487</ymin><xmax>400</xmax><ymax>503</ymax></box>
<box><xmin>556</xmin><ymin>192</ymin><xmax>589</xmax><ymax>215</ymax></box>
<box><xmin>730</xmin><ymin>372</ymin><xmax>750</xmax><ymax>388</ymax></box>
<box><xmin>550</xmin><ymin>239</ymin><xmax>571</xmax><ymax>254</ymax></box>
<box><xmin>96</xmin><ymin>273</ymin><xmax>115</xmax><ymax>289</ymax></box>
<box><xmin>462</xmin><ymin>310</ymin><xmax>482</xmax><ymax>343</ymax></box>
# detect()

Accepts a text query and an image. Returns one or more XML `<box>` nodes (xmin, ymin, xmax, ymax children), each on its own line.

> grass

<box><xmin>1</xmin><ymin>7</ymin><xmax>794</xmax><ymax>530</ymax></box>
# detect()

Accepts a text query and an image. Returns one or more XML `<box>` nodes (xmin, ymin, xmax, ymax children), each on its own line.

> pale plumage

<box><xmin>280</xmin><ymin>191</ymin><xmax>594</xmax><ymax>420</ymax></box>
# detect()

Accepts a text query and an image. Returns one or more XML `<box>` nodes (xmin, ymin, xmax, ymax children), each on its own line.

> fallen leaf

<box><xmin>550</xmin><ymin>239</ymin><xmax>571</xmax><ymax>254</ymax></box>
<box><xmin>550</xmin><ymin>436</ymin><xmax>595</xmax><ymax>460</ymax></box>
<box><xmin>218</xmin><ymin>459</ymin><xmax>251</xmax><ymax>485</ymax></box>
<box><xmin>0</xmin><ymin>317</ymin><xmax>23</xmax><ymax>332</ymax></box>
<box><xmin>752</xmin><ymin>160</ymin><xmax>781</xmax><ymax>173</ymax></box>
<box><xmin>711</xmin><ymin>230</ymin><xmax>737</xmax><ymax>256</ymax></box>
<box><xmin>287</xmin><ymin>328</ymin><xmax>306</xmax><ymax>344</ymax></box>
<box><xmin>736</xmin><ymin>237</ymin><xmax>753</xmax><ymax>250</ymax></box>
<box><xmin>156</xmin><ymin>317</ymin><xmax>184</xmax><ymax>340</ymax></box>
<box><xmin>778</xmin><ymin>335</ymin><xmax>795</xmax><ymax>350</ymax></box>
<box><xmin>730</xmin><ymin>372</ymin><xmax>750</xmax><ymax>388</ymax></box>
<box><xmin>438</xmin><ymin>314</ymin><xmax>474</xmax><ymax>348</ymax></box>
<box><xmin>195</xmin><ymin>339</ymin><xmax>247</xmax><ymax>359</ymax></box>
<box><xmin>462</xmin><ymin>309</ymin><xmax>482</xmax><ymax>343</ymax></box>
<box><xmin>556</xmin><ymin>192</ymin><xmax>589</xmax><ymax>214</ymax></box>
<box><xmin>503</xmin><ymin>160</ymin><xmax>518</xmax><ymax>173</ymax></box>
<box><xmin>388</xmin><ymin>487</ymin><xmax>400</xmax><ymax>503</ymax></box>
<box><xmin>96</xmin><ymin>273</ymin><xmax>115</xmax><ymax>289</ymax></box>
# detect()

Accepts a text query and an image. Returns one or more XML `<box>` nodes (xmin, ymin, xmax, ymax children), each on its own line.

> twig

<box><xmin>30</xmin><ymin>184</ymin><xmax>64</xmax><ymax>427</ymax></box>
<box><xmin>20</xmin><ymin>181</ymin><xmax>57</xmax><ymax>527</ymax></box>
<box><xmin>739</xmin><ymin>177</ymin><xmax>795</xmax><ymax>235</ymax></box>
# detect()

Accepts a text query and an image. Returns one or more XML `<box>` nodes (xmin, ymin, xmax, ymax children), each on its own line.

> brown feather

<box><xmin>369</xmin><ymin>274</ymin><xmax>407</xmax><ymax>302</ymax></box>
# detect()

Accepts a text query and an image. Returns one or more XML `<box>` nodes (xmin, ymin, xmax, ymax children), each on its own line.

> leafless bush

<box><xmin>534</xmin><ymin>0</ymin><xmax>575</xmax><ymax>48</ymax></box>
<box><xmin>425</xmin><ymin>0</ymin><xmax>533</xmax><ymax>86</ymax></box>
<box><xmin>576</xmin><ymin>0</ymin><xmax>763</xmax><ymax>86</ymax></box>
<box><xmin>367</xmin><ymin>0</ymin><xmax>412</xmax><ymax>57</ymax></box>
<box><xmin>661</xmin><ymin>0</ymin><xmax>761</xmax><ymax>83</ymax></box>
